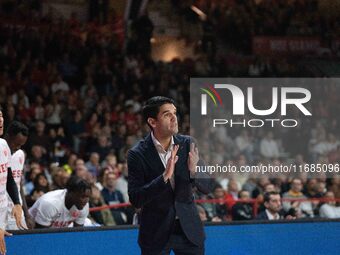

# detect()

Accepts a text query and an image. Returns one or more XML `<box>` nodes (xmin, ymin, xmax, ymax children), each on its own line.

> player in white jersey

<box><xmin>29</xmin><ymin>176</ymin><xmax>91</xmax><ymax>228</ymax></box>
<box><xmin>0</xmin><ymin>108</ymin><xmax>25</xmax><ymax>255</ymax></box>
<box><xmin>4</xmin><ymin>121</ymin><xmax>32</xmax><ymax>230</ymax></box>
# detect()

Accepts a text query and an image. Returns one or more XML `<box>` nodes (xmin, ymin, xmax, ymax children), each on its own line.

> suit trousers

<box><xmin>141</xmin><ymin>219</ymin><xmax>205</xmax><ymax>255</ymax></box>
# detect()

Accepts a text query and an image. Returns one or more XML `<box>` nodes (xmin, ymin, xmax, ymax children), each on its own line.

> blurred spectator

<box><xmin>51</xmin><ymin>74</ymin><xmax>70</xmax><ymax>94</ymax></box>
<box><xmin>89</xmin><ymin>185</ymin><xmax>115</xmax><ymax>226</ymax></box>
<box><xmin>32</xmin><ymin>173</ymin><xmax>50</xmax><ymax>194</ymax></box>
<box><xmin>260</xmin><ymin>131</ymin><xmax>280</xmax><ymax>159</ymax></box>
<box><xmin>85</xmin><ymin>152</ymin><xmax>101</xmax><ymax>177</ymax></box>
<box><xmin>101</xmin><ymin>172</ymin><xmax>126</xmax><ymax>225</ymax></box>
<box><xmin>256</xmin><ymin>192</ymin><xmax>282</xmax><ymax>220</ymax></box>
<box><xmin>202</xmin><ymin>184</ymin><xmax>227</xmax><ymax>222</ymax></box>
<box><xmin>27</xmin><ymin>121</ymin><xmax>50</xmax><ymax>155</ymax></box>
<box><xmin>90</xmin><ymin>135</ymin><xmax>112</xmax><ymax>161</ymax></box>
<box><xmin>224</xmin><ymin>179</ymin><xmax>239</xmax><ymax>209</ymax></box>
<box><xmin>232</xmin><ymin>190</ymin><xmax>253</xmax><ymax>221</ymax></box>
<box><xmin>319</xmin><ymin>191</ymin><xmax>340</xmax><ymax>219</ymax></box>
<box><xmin>283</xmin><ymin>178</ymin><xmax>314</xmax><ymax>218</ymax></box>
<box><xmin>50</xmin><ymin>167</ymin><xmax>70</xmax><ymax>190</ymax></box>
<box><xmin>24</xmin><ymin>163</ymin><xmax>42</xmax><ymax>195</ymax></box>
<box><xmin>115</xmin><ymin>163</ymin><xmax>129</xmax><ymax>203</ymax></box>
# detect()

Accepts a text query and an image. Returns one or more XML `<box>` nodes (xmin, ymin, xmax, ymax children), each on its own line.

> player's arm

<box><xmin>7</xmin><ymin>167</ymin><xmax>26</xmax><ymax>229</ymax></box>
<box><xmin>0</xmin><ymin>229</ymin><xmax>12</xmax><ymax>255</ymax></box>
<box><xmin>20</xmin><ymin>181</ymin><xmax>35</xmax><ymax>229</ymax></box>
<box><xmin>6</xmin><ymin>167</ymin><xmax>20</xmax><ymax>204</ymax></box>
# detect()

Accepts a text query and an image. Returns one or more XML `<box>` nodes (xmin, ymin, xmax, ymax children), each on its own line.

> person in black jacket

<box><xmin>128</xmin><ymin>96</ymin><xmax>213</xmax><ymax>255</ymax></box>
<box><xmin>232</xmin><ymin>190</ymin><xmax>253</xmax><ymax>221</ymax></box>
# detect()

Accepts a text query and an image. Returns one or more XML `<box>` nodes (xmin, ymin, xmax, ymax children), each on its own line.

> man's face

<box><xmin>214</xmin><ymin>188</ymin><xmax>225</xmax><ymax>199</ymax></box>
<box><xmin>9</xmin><ymin>134</ymin><xmax>28</xmax><ymax>152</ymax></box>
<box><xmin>325</xmin><ymin>192</ymin><xmax>335</xmax><ymax>205</ymax></box>
<box><xmin>239</xmin><ymin>191</ymin><xmax>250</xmax><ymax>200</ymax></box>
<box><xmin>265</xmin><ymin>194</ymin><xmax>282</xmax><ymax>213</ymax></box>
<box><xmin>150</xmin><ymin>103</ymin><xmax>178</xmax><ymax>137</ymax></box>
<box><xmin>106</xmin><ymin>173</ymin><xmax>117</xmax><ymax>189</ymax></box>
<box><xmin>291</xmin><ymin>179</ymin><xmax>303</xmax><ymax>192</ymax></box>
<box><xmin>0</xmin><ymin>111</ymin><xmax>4</xmax><ymax>136</ymax></box>
<box><xmin>72</xmin><ymin>189</ymin><xmax>91</xmax><ymax>210</ymax></box>
<box><xmin>264</xmin><ymin>184</ymin><xmax>275</xmax><ymax>193</ymax></box>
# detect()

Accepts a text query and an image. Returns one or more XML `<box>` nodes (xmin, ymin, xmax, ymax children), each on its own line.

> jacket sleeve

<box><xmin>127</xmin><ymin>149</ymin><xmax>168</xmax><ymax>208</ymax></box>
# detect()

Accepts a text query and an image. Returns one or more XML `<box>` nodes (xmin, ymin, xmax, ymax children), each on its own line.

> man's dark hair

<box><xmin>213</xmin><ymin>183</ymin><xmax>223</xmax><ymax>192</ymax></box>
<box><xmin>142</xmin><ymin>96</ymin><xmax>175</xmax><ymax>129</ymax></box>
<box><xmin>291</xmin><ymin>177</ymin><xmax>302</xmax><ymax>184</ymax></box>
<box><xmin>66</xmin><ymin>176</ymin><xmax>91</xmax><ymax>193</ymax></box>
<box><xmin>263</xmin><ymin>191</ymin><xmax>280</xmax><ymax>203</ymax></box>
<box><xmin>7</xmin><ymin>121</ymin><xmax>29</xmax><ymax>137</ymax></box>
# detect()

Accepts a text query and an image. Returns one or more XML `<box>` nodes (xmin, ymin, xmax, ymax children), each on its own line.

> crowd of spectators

<box><xmin>0</xmin><ymin>0</ymin><xmax>339</xmax><ymax>227</ymax></box>
<box><xmin>173</xmin><ymin>0</ymin><xmax>340</xmax><ymax>52</ymax></box>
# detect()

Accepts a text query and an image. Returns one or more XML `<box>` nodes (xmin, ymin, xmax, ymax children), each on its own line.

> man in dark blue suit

<box><xmin>128</xmin><ymin>96</ymin><xmax>212</xmax><ymax>255</ymax></box>
<box><xmin>256</xmin><ymin>191</ymin><xmax>282</xmax><ymax>220</ymax></box>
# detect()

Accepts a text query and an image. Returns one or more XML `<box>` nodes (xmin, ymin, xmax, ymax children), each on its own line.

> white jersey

<box><xmin>6</xmin><ymin>149</ymin><xmax>26</xmax><ymax>230</ymax></box>
<box><xmin>0</xmin><ymin>138</ymin><xmax>11</xmax><ymax>209</ymax></box>
<box><xmin>29</xmin><ymin>189</ymin><xmax>89</xmax><ymax>228</ymax></box>
<box><xmin>7</xmin><ymin>149</ymin><xmax>24</xmax><ymax>206</ymax></box>
<box><xmin>0</xmin><ymin>138</ymin><xmax>11</xmax><ymax>229</ymax></box>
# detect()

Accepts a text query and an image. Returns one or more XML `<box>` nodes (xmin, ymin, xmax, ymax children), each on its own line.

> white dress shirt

<box><xmin>151</xmin><ymin>132</ymin><xmax>175</xmax><ymax>189</ymax></box>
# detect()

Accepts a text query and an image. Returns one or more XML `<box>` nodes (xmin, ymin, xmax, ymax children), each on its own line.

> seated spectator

<box><xmin>24</xmin><ymin>163</ymin><xmax>43</xmax><ymax>195</ymax></box>
<box><xmin>197</xmin><ymin>204</ymin><xmax>208</xmax><ymax>222</ymax></box>
<box><xmin>213</xmin><ymin>185</ymin><xmax>228</xmax><ymax>221</ymax></box>
<box><xmin>260</xmin><ymin>131</ymin><xmax>280</xmax><ymax>159</ymax></box>
<box><xmin>232</xmin><ymin>190</ymin><xmax>253</xmax><ymax>221</ymax></box>
<box><xmin>256</xmin><ymin>192</ymin><xmax>282</xmax><ymax>220</ymax></box>
<box><xmin>90</xmin><ymin>135</ymin><xmax>112</xmax><ymax>161</ymax></box>
<box><xmin>196</xmin><ymin>204</ymin><xmax>221</xmax><ymax>223</ymax></box>
<box><xmin>29</xmin><ymin>176</ymin><xmax>91</xmax><ymax>228</ymax></box>
<box><xmin>85</xmin><ymin>152</ymin><xmax>101</xmax><ymax>177</ymax></box>
<box><xmin>303</xmin><ymin>178</ymin><xmax>318</xmax><ymax>198</ymax></box>
<box><xmin>51</xmin><ymin>74</ymin><xmax>70</xmax><ymax>93</ymax></box>
<box><xmin>202</xmin><ymin>184</ymin><xmax>228</xmax><ymax>221</ymax></box>
<box><xmin>26</xmin><ymin>187</ymin><xmax>46</xmax><ymax>208</ymax></box>
<box><xmin>282</xmin><ymin>178</ymin><xmax>314</xmax><ymax>218</ymax></box>
<box><xmin>101</xmin><ymin>172</ymin><xmax>126</xmax><ymax>225</ymax></box>
<box><xmin>319</xmin><ymin>191</ymin><xmax>340</xmax><ymax>219</ymax></box>
<box><xmin>32</xmin><ymin>173</ymin><xmax>50</xmax><ymax>194</ymax></box>
<box><xmin>89</xmin><ymin>185</ymin><xmax>115</xmax><ymax>226</ymax></box>
<box><xmin>115</xmin><ymin>162</ymin><xmax>129</xmax><ymax>203</ymax></box>
<box><xmin>50</xmin><ymin>167</ymin><xmax>70</xmax><ymax>190</ymax></box>
<box><xmin>225</xmin><ymin>179</ymin><xmax>239</xmax><ymax>209</ymax></box>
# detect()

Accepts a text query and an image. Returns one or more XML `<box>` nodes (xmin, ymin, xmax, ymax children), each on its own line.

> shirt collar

<box><xmin>151</xmin><ymin>132</ymin><xmax>174</xmax><ymax>153</ymax></box>
<box><xmin>265</xmin><ymin>209</ymin><xmax>280</xmax><ymax>220</ymax></box>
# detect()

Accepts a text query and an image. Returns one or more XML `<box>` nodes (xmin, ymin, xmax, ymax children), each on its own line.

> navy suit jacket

<box><xmin>255</xmin><ymin>211</ymin><xmax>270</xmax><ymax>220</ymax></box>
<box><xmin>128</xmin><ymin>133</ymin><xmax>213</xmax><ymax>252</ymax></box>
